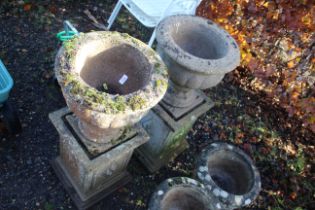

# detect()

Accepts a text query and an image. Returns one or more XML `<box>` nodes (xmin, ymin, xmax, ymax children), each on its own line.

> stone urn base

<box><xmin>49</xmin><ymin>108</ymin><xmax>149</xmax><ymax>209</ymax></box>
<box><xmin>136</xmin><ymin>91</ymin><xmax>214</xmax><ymax>172</ymax></box>
<box><xmin>161</xmin><ymin>80</ymin><xmax>204</xmax><ymax>109</ymax></box>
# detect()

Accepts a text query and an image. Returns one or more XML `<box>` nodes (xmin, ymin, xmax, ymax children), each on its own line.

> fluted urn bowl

<box><xmin>54</xmin><ymin>31</ymin><xmax>168</xmax><ymax>142</ymax></box>
<box><xmin>156</xmin><ymin>15</ymin><xmax>240</xmax><ymax>107</ymax></box>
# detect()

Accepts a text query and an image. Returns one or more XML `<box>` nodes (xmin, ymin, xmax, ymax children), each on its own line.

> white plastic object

<box><xmin>107</xmin><ymin>0</ymin><xmax>202</xmax><ymax>47</ymax></box>
<box><xmin>119</xmin><ymin>74</ymin><xmax>128</xmax><ymax>85</ymax></box>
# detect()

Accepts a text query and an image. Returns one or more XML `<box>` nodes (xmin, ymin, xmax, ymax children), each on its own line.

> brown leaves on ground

<box><xmin>201</xmin><ymin>83</ymin><xmax>315</xmax><ymax>209</ymax></box>
<box><xmin>23</xmin><ymin>3</ymin><xmax>32</xmax><ymax>11</ymax></box>
<box><xmin>197</xmin><ymin>0</ymin><xmax>315</xmax><ymax>133</ymax></box>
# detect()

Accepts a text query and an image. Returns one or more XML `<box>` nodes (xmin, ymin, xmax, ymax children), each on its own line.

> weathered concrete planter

<box><xmin>149</xmin><ymin>143</ymin><xmax>261</xmax><ymax>210</ymax></box>
<box><xmin>54</xmin><ymin>31</ymin><xmax>168</xmax><ymax>143</ymax></box>
<box><xmin>156</xmin><ymin>15</ymin><xmax>240</xmax><ymax>108</ymax></box>
<box><xmin>149</xmin><ymin>177</ymin><xmax>215</xmax><ymax>210</ymax></box>
<box><xmin>51</xmin><ymin>31</ymin><xmax>168</xmax><ymax>209</ymax></box>
<box><xmin>197</xmin><ymin>142</ymin><xmax>261</xmax><ymax>209</ymax></box>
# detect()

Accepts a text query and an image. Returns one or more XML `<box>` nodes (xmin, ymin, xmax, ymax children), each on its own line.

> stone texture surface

<box><xmin>157</xmin><ymin>43</ymin><xmax>225</xmax><ymax>90</ymax></box>
<box><xmin>51</xmin><ymin>157</ymin><xmax>131</xmax><ymax>210</ymax></box>
<box><xmin>49</xmin><ymin>107</ymin><xmax>149</xmax><ymax>209</ymax></box>
<box><xmin>156</xmin><ymin>15</ymin><xmax>240</xmax><ymax>108</ymax></box>
<box><xmin>156</xmin><ymin>15</ymin><xmax>240</xmax><ymax>78</ymax></box>
<box><xmin>66</xmin><ymin>114</ymin><xmax>137</xmax><ymax>156</ymax></box>
<box><xmin>161</xmin><ymin>80</ymin><xmax>204</xmax><ymax>108</ymax></box>
<box><xmin>160</xmin><ymin>89</ymin><xmax>207</xmax><ymax>120</ymax></box>
<box><xmin>148</xmin><ymin>177</ymin><xmax>216</xmax><ymax>210</ymax></box>
<box><xmin>196</xmin><ymin>142</ymin><xmax>261</xmax><ymax>209</ymax></box>
<box><xmin>136</xmin><ymin>93</ymin><xmax>214</xmax><ymax>172</ymax></box>
<box><xmin>54</xmin><ymin>31</ymin><xmax>168</xmax><ymax>143</ymax></box>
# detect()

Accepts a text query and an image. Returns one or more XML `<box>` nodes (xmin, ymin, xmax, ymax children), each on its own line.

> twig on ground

<box><xmin>83</xmin><ymin>9</ymin><xmax>107</xmax><ymax>30</ymax></box>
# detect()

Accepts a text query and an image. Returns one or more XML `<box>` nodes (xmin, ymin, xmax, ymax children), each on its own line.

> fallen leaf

<box><xmin>23</xmin><ymin>3</ymin><xmax>32</xmax><ymax>11</ymax></box>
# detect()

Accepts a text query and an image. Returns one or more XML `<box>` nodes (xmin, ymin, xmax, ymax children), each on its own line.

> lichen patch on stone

<box><xmin>55</xmin><ymin>31</ymin><xmax>168</xmax><ymax>115</ymax></box>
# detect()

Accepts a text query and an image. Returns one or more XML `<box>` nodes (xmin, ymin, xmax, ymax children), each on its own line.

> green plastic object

<box><xmin>56</xmin><ymin>31</ymin><xmax>78</xmax><ymax>42</ymax></box>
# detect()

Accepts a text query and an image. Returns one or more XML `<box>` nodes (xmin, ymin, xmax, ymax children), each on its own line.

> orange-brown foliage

<box><xmin>197</xmin><ymin>0</ymin><xmax>315</xmax><ymax>132</ymax></box>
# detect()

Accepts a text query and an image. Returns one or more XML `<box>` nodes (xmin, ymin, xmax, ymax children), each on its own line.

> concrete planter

<box><xmin>51</xmin><ymin>31</ymin><xmax>168</xmax><ymax>208</ymax></box>
<box><xmin>149</xmin><ymin>177</ymin><xmax>215</xmax><ymax>210</ymax></box>
<box><xmin>156</xmin><ymin>15</ymin><xmax>240</xmax><ymax>108</ymax></box>
<box><xmin>54</xmin><ymin>31</ymin><xmax>168</xmax><ymax>143</ymax></box>
<box><xmin>197</xmin><ymin>142</ymin><xmax>261</xmax><ymax>209</ymax></box>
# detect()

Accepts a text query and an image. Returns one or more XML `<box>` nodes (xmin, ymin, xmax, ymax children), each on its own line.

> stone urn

<box><xmin>149</xmin><ymin>177</ymin><xmax>216</xmax><ymax>210</ymax></box>
<box><xmin>156</xmin><ymin>15</ymin><xmax>240</xmax><ymax>108</ymax></box>
<box><xmin>54</xmin><ymin>31</ymin><xmax>168</xmax><ymax>143</ymax></box>
<box><xmin>196</xmin><ymin>142</ymin><xmax>261</xmax><ymax>209</ymax></box>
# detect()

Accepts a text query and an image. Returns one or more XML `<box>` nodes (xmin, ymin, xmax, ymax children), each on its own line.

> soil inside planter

<box><xmin>80</xmin><ymin>43</ymin><xmax>152</xmax><ymax>95</ymax></box>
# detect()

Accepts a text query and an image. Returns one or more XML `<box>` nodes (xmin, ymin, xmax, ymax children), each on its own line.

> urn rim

<box><xmin>156</xmin><ymin>15</ymin><xmax>240</xmax><ymax>75</ymax></box>
<box><xmin>149</xmin><ymin>177</ymin><xmax>214</xmax><ymax>210</ymax></box>
<box><xmin>197</xmin><ymin>142</ymin><xmax>261</xmax><ymax>208</ymax></box>
<box><xmin>54</xmin><ymin>31</ymin><xmax>168</xmax><ymax>115</ymax></box>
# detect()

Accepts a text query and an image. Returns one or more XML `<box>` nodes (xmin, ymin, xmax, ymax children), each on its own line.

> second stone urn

<box><xmin>136</xmin><ymin>15</ymin><xmax>241</xmax><ymax>172</ymax></box>
<box><xmin>156</xmin><ymin>15</ymin><xmax>240</xmax><ymax>108</ymax></box>
<box><xmin>55</xmin><ymin>31</ymin><xmax>168</xmax><ymax>145</ymax></box>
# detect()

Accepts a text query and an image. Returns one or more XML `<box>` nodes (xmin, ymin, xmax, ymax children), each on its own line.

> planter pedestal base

<box><xmin>51</xmin><ymin>157</ymin><xmax>131</xmax><ymax>210</ymax></box>
<box><xmin>136</xmin><ymin>91</ymin><xmax>213</xmax><ymax>172</ymax></box>
<box><xmin>49</xmin><ymin>107</ymin><xmax>149</xmax><ymax>210</ymax></box>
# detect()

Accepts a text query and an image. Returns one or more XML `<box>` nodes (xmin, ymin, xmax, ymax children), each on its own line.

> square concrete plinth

<box><xmin>49</xmin><ymin>108</ymin><xmax>149</xmax><ymax>210</ymax></box>
<box><xmin>136</xmin><ymin>91</ymin><xmax>214</xmax><ymax>172</ymax></box>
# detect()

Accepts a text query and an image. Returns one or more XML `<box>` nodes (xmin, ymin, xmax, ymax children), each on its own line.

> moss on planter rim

<box><xmin>62</xmin><ymin>71</ymin><xmax>128</xmax><ymax>113</ymax></box>
<box><xmin>63</xmin><ymin>35</ymin><xmax>80</xmax><ymax>64</ymax></box>
<box><xmin>155</xmin><ymin>79</ymin><xmax>168</xmax><ymax>90</ymax></box>
<box><xmin>56</xmin><ymin>31</ymin><xmax>168</xmax><ymax>114</ymax></box>
<box><xmin>127</xmin><ymin>95</ymin><xmax>147</xmax><ymax>111</ymax></box>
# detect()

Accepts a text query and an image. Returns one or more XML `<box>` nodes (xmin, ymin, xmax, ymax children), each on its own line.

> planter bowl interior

<box><xmin>54</xmin><ymin>31</ymin><xmax>168</xmax><ymax>139</ymax></box>
<box><xmin>207</xmin><ymin>149</ymin><xmax>254</xmax><ymax>195</ymax></box>
<box><xmin>197</xmin><ymin>143</ymin><xmax>261</xmax><ymax>208</ymax></box>
<box><xmin>78</xmin><ymin>43</ymin><xmax>152</xmax><ymax>95</ymax></box>
<box><xmin>171</xmin><ymin>22</ymin><xmax>228</xmax><ymax>60</ymax></box>
<box><xmin>156</xmin><ymin>15</ymin><xmax>240</xmax><ymax>82</ymax></box>
<box><xmin>156</xmin><ymin>15</ymin><xmax>240</xmax><ymax>93</ymax></box>
<box><xmin>161</xmin><ymin>186</ymin><xmax>209</xmax><ymax>210</ymax></box>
